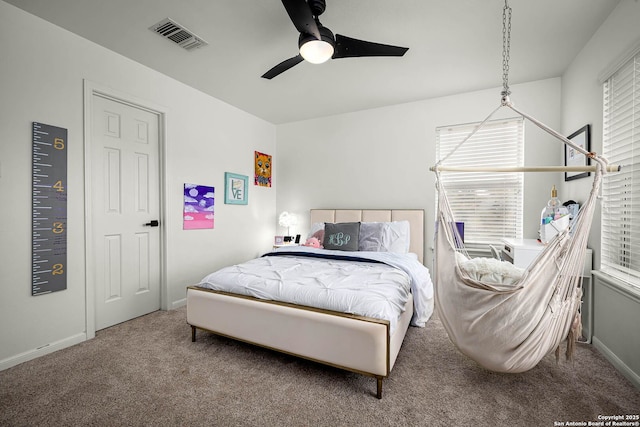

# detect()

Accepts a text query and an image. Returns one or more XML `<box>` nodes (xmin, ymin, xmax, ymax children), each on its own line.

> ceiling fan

<box><xmin>262</xmin><ymin>0</ymin><xmax>409</xmax><ymax>79</ymax></box>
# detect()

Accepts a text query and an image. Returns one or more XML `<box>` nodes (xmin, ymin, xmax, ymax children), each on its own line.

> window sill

<box><xmin>592</xmin><ymin>270</ymin><xmax>640</xmax><ymax>303</ymax></box>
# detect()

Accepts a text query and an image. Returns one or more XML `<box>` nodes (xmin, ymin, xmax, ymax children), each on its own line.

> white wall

<box><xmin>560</xmin><ymin>0</ymin><xmax>640</xmax><ymax>389</ymax></box>
<box><xmin>276</xmin><ymin>78</ymin><xmax>564</xmax><ymax>271</ymax></box>
<box><xmin>0</xmin><ymin>2</ymin><xmax>276</xmax><ymax>367</ymax></box>
<box><xmin>561</xmin><ymin>0</ymin><xmax>640</xmax><ymax>269</ymax></box>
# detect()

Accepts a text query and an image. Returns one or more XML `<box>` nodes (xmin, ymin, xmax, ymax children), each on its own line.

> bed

<box><xmin>186</xmin><ymin>209</ymin><xmax>433</xmax><ymax>398</ymax></box>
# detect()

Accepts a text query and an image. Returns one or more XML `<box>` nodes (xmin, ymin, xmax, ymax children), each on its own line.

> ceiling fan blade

<box><xmin>333</xmin><ymin>34</ymin><xmax>409</xmax><ymax>59</ymax></box>
<box><xmin>281</xmin><ymin>0</ymin><xmax>321</xmax><ymax>40</ymax></box>
<box><xmin>261</xmin><ymin>54</ymin><xmax>304</xmax><ymax>79</ymax></box>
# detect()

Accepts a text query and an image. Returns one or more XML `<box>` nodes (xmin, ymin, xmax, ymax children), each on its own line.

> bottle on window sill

<box><xmin>539</xmin><ymin>185</ymin><xmax>570</xmax><ymax>244</ymax></box>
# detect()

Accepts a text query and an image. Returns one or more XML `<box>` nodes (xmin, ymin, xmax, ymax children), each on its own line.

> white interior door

<box><xmin>91</xmin><ymin>94</ymin><xmax>161</xmax><ymax>330</ymax></box>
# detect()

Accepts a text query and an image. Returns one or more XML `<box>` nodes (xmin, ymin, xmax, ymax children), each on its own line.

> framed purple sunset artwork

<box><xmin>183</xmin><ymin>183</ymin><xmax>215</xmax><ymax>230</ymax></box>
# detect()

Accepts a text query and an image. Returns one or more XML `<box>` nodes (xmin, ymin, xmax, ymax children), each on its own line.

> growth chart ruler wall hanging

<box><xmin>32</xmin><ymin>122</ymin><xmax>67</xmax><ymax>296</ymax></box>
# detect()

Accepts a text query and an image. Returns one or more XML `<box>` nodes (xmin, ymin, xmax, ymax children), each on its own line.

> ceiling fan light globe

<box><xmin>299</xmin><ymin>40</ymin><xmax>334</xmax><ymax>64</ymax></box>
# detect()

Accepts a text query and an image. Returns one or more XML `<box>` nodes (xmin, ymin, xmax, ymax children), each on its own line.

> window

<box><xmin>436</xmin><ymin>118</ymin><xmax>524</xmax><ymax>249</ymax></box>
<box><xmin>601</xmin><ymin>51</ymin><xmax>640</xmax><ymax>288</ymax></box>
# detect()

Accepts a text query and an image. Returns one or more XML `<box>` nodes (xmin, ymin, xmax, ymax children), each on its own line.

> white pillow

<box><xmin>458</xmin><ymin>257</ymin><xmax>524</xmax><ymax>286</ymax></box>
<box><xmin>385</xmin><ymin>221</ymin><xmax>411</xmax><ymax>253</ymax></box>
<box><xmin>359</xmin><ymin>221</ymin><xmax>410</xmax><ymax>254</ymax></box>
<box><xmin>307</xmin><ymin>222</ymin><xmax>324</xmax><ymax>239</ymax></box>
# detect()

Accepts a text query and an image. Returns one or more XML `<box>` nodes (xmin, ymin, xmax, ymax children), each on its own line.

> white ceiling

<box><xmin>4</xmin><ymin>0</ymin><xmax>619</xmax><ymax>124</ymax></box>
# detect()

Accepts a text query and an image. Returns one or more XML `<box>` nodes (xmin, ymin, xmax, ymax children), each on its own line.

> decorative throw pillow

<box><xmin>358</xmin><ymin>221</ymin><xmax>411</xmax><ymax>254</ymax></box>
<box><xmin>358</xmin><ymin>222</ymin><xmax>387</xmax><ymax>251</ymax></box>
<box><xmin>323</xmin><ymin>222</ymin><xmax>360</xmax><ymax>251</ymax></box>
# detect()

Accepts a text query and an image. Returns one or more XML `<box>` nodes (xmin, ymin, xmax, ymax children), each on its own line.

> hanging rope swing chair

<box><xmin>431</xmin><ymin>1</ymin><xmax>620</xmax><ymax>373</ymax></box>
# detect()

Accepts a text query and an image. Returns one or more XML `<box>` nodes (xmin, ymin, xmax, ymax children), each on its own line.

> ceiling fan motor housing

<box><xmin>308</xmin><ymin>0</ymin><xmax>326</xmax><ymax>16</ymax></box>
<box><xmin>299</xmin><ymin>24</ymin><xmax>334</xmax><ymax>48</ymax></box>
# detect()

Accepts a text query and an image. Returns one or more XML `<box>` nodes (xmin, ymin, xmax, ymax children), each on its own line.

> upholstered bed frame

<box><xmin>186</xmin><ymin>209</ymin><xmax>424</xmax><ymax>398</ymax></box>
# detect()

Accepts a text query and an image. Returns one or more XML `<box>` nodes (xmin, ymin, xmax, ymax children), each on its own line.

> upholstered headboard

<box><xmin>309</xmin><ymin>209</ymin><xmax>425</xmax><ymax>264</ymax></box>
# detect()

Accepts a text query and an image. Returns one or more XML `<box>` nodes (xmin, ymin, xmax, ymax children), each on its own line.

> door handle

<box><xmin>144</xmin><ymin>220</ymin><xmax>159</xmax><ymax>227</ymax></box>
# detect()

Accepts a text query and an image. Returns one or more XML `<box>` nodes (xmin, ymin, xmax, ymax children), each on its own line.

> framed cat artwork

<box><xmin>254</xmin><ymin>151</ymin><xmax>272</xmax><ymax>187</ymax></box>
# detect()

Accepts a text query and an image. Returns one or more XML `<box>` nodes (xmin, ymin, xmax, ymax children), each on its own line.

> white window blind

<box><xmin>601</xmin><ymin>52</ymin><xmax>640</xmax><ymax>288</ymax></box>
<box><xmin>436</xmin><ymin>118</ymin><xmax>524</xmax><ymax>248</ymax></box>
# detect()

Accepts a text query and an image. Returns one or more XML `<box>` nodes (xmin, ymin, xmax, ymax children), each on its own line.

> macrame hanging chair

<box><xmin>431</xmin><ymin>1</ymin><xmax>619</xmax><ymax>373</ymax></box>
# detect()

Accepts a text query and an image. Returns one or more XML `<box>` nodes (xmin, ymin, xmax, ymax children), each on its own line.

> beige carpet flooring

<box><xmin>1</xmin><ymin>307</ymin><xmax>638</xmax><ymax>426</ymax></box>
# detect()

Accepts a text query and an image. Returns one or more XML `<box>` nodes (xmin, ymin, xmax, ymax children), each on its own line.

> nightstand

<box><xmin>502</xmin><ymin>238</ymin><xmax>593</xmax><ymax>342</ymax></box>
<box><xmin>273</xmin><ymin>244</ymin><xmax>299</xmax><ymax>249</ymax></box>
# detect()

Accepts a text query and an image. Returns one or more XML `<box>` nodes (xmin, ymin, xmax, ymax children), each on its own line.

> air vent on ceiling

<box><xmin>149</xmin><ymin>18</ymin><xmax>208</xmax><ymax>51</ymax></box>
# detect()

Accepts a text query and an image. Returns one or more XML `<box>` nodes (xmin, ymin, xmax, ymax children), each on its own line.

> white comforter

<box><xmin>197</xmin><ymin>246</ymin><xmax>434</xmax><ymax>333</ymax></box>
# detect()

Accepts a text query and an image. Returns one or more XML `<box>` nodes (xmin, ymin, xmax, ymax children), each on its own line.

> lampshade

<box><xmin>278</xmin><ymin>211</ymin><xmax>297</xmax><ymax>228</ymax></box>
<box><xmin>299</xmin><ymin>40</ymin><xmax>334</xmax><ymax>64</ymax></box>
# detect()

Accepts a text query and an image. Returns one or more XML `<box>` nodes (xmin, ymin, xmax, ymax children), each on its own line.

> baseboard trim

<box><xmin>592</xmin><ymin>336</ymin><xmax>640</xmax><ymax>389</ymax></box>
<box><xmin>0</xmin><ymin>333</ymin><xmax>87</xmax><ymax>371</ymax></box>
<box><xmin>171</xmin><ymin>298</ymin><xmax>186</xmax><ymax>309</ymax></box>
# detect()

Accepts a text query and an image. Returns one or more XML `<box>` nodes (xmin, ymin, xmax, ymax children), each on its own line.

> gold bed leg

<box><xmin>376</xmin><ymin>377</ymin><xmax>383</xmax><ymax>399</ymax></box>
<box><xmin>191</xmin><ymin>325</ymin><xmax>197</xmax><ymax>342</ymax></box>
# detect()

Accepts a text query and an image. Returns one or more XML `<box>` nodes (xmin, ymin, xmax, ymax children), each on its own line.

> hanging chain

<box><xmin>501</xmin><ymin>0</ymin><xmax>512</xmax><ymax>101</ymax></box>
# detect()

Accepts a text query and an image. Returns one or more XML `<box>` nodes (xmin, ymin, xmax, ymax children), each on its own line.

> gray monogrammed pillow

<box><xmin>323</xmin><ymin>222</ymin><xmax>360</xmax><ymax>251</ymax></box>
